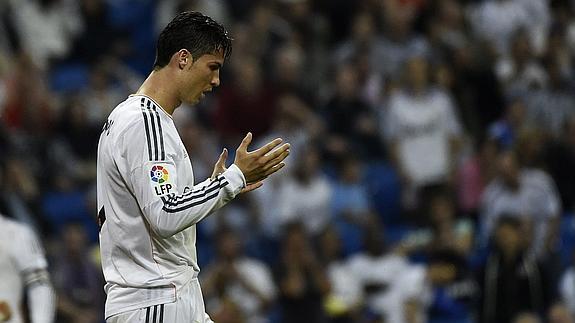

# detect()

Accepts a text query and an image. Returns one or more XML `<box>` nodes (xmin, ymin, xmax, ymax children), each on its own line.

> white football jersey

<box><xmin>0</xmin><ymin>215</ymin><xmax>48</xmax><ymax>323</ymax></box>
<box><xmin>97</xmin><ymin>95</ymin><xmax>245</xmax><ymax>319</ymax></box>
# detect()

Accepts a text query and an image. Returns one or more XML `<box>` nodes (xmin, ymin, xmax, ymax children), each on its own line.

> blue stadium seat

<box><xmin>49</xmin><ymin>64</ymin><xmax>89</xmax><ymax>93</ymax></box>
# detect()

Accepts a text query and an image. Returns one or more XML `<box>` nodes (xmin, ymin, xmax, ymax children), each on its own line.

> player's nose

<box><xmin>210</xmin><ymin>71</ymin><xmax>220</xmax><ymax>87</ymax></box>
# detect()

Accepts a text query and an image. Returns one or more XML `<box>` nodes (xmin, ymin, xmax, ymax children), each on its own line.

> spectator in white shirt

<box><xmin>347</xmin><ymin>224</ymin><xmax>414</xmax><ymax>322</ymax></box>
<box><xmin>203</xmin><ymin>228</ymin><xmax>277</xmax><ymax>323</ymax></box>
<box><xmin>276</xmin><ymin>144</ymin><xmax>332</xmax><ymax>236</ymax></box>
<box><xmin>383</xmin><ymin>55</ymin><xmax>463</xmax><ymax>213</ymax></box>
<box><xmin>480</xmin><ymin>150</ymin><xmax>561</xmax><ymax>257</ymax></box>
<box><xmin>318</xmin><ymin>226</ymin><xmax>363</xmax><ymax>322</ymax></box>
<box><xmin>468</xmin><ymin>0</ymin><xmax>549</xmax><ymax>56</ymax></box>
<box><xmin>9</xmin><ymin>0</ymin><xmax>83</xmax><ymax>70</ymax></box>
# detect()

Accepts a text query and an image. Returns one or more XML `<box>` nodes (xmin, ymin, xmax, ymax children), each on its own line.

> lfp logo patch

<box><xmin>150</xmin><ymin>165</ymin><xmax>169</xmax><ymax>184</ymax></box>
<box><xmin>150</xmin><ymin>164</ymin><xmax>173</xmax><ymax>196</ymax></box>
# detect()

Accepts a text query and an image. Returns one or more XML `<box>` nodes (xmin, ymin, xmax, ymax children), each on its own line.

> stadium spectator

<box><xmin>51</xmin><ymin>222</ymin><xmax>104</xmax><ymax>323</ymax></box>
<box><xmin>249</xmin><ymin>94</ymin><xmax>324</xmax><ymax>242</ymax></box>
<box><xmin>545</xmin><ymin>115</ymin><xmax>575</xmax><ymax>213</ymax></box>
<box><xmin>0</xmin><ymin>213</ymin><xmax>56</xmax><ymax>323</ymax></box>
<box><xmin>333</xmin><ymin>12</ymin><xmax>384</xmax><ymax>79</ymax></box>
<box><xmin>477</xmin><ymin>216</ymin><xmax>553</xmax><ymax>323</ymax></box>
<box><xmin>331</xmin><ymin>156</ymin><xmax>374</xmax><ymax>255</ymax></box>
<box><xmin>256</xmin><ymin>93</ymin><xmax>324</xmax><ymax>178</ymax></box>
<box><xmin>548</xmin><ymin>302</ymin><xmax>575</xmax><ymax>323</ymax></box>
<box><xmin>487</xmin><ymin>98</ymin><xmax>528</xmax><ymax>150</ymax></box>
<box><xmin>67</xmin><ymin>0</ymin><xmax>118</xmax><ymax>64</ymax></box>
<box><xmin>468</xmin><ymin>0</ymin><xmax>549</xmax><ymax>56</ymax></box>
<box><xmin>399</xmin><ymin>188</ymin><xmax>474</xmax><ymax>256</ymax></box>
<box><xmin>321</xmin><ymin>62</ymin><xmax>382</xmax><ymax>161</ymax></box>
<box><xmin>456</xmin><ymin>135</ymin><xmax>499</xmax><ymax>218</ymax></box>
<box><xmin>448</xmin><ymin>40</ymin><xmax>505</xmax><ymax>136</ymax></box>
<box><xmin>480</xmin><ymin>150</ymin><xmax>561</xmax><ymax>257</ymax></box>
<box><xmin>346</xmin><ymin>223</ymin><xmax>414</xmax><ymax>322</ymax></box>
<box><xmin>276</xmin><ymin>144</ymin><xmax>332</xmax><ymax>236</ymax></box>
<box><xmin>9</xmin><ymin>0</ymin><xmax>83</xmax><ymax>70</ymax></box>
<box><xmin>203</xmin><ymin>228</ymin><xmax>276</xmax><ymax>323</ymax></box>
<box><xmin>272</xmin><ymin>43</ymin><xmax>311</xmax><ymax>100</ymax></box>
<box><xmin>523</xmin><ymin>55</ymin><xmax>575</xmax><ymax>139</ymax></box>
<box><xmin>213</xmin><ymin>55</ymin><xmax>278</xmax><ymax>142</ymax></box>
<box><xmin>318</xmin><ymin>225</ymin><xmax>363</xmax><ymax>323</ymax></box>
<box><xmin>495</xmin><ymin>29</ymin><xmax>548</xmax><ymax>98</ymax></box>
<box><xmin>275</xmin><ymin>222</ymin><xmax>329</xmax><ymax>323</ymax></box>
<box><xmin>378</xmin><ymin>0</ymin><xmax>429</xmax><ymax>79</ymax></box>
<box><xmin>383</xmin><ymin>55</ymin><xmax>463</xmax><ymax>215</ymax></box>
<box><xmin>426</xmin><ymin>250</ymin><xmax>476</xmax><ymax>323</ymax></box>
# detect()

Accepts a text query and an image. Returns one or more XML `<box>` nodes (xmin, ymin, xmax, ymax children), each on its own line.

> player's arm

<box><xmin>122</xmin><ymin>124</ymin><xmax>289</xmax><ymax>237</ymax></box>
<box><xmin>15</xmin><ymin>227</ymin><xmax>56</xmax><ymax>323</ymax></box>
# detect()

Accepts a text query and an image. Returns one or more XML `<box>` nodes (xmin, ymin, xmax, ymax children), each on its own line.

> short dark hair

<box><xmin>153</xmin><ymin>11</ymin><xmax>232</xmax><ymax>69</ymax></box>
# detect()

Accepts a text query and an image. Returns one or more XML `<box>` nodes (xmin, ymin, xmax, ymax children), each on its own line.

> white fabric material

<box><xmin>327</xmin><ymin>261</ymin><xmax>363</xmax><ymax>310</ymax></box>
<box><xmin>27</xmin><ymin>282</ymin><xmax>56</xmax><ymax>323</ymax></box>
<box><xmin>481</xmin><ymin>169</ymin><xmax>560</xmax><ymax>254</ymax></box>
<box><xmin>277</xmin><ymin>175</ymin><xmax>332</xmax><ymax>234</ymax></box>
<box><xmin>347</xmin><ymin>253</ymin><xmax>429</xmax><ymax>323</ymax></box>
<box><xmin>97</xmin><ymin>95</ymin><xmax>246</xmax><ymax>319</ymax></box>
<box><xmin>206</xmin><ymin>258</ymin><xmax>276</xmax><ymax>323</ymax></box>
<box><xmin>0</xmin><ymin>215</ymin><xmax>54</xmax><ymax>323</ymax></box>
<box><xmin>384</xmin><ymin>89</ymin><xmax>461</xmax><ymax>187</ymax></box>
<box><xmin>560</xmin><ymin>268</ymin><xmax>575</xmax><ymax>315</ymax></box>
<box><xmin>468</xmin><ymin>0</ymin><xmax>549</xmax><ymax>55</ymax></box>
<box><xmin>106</xmin><ymin>278</ymin><xmax>213</xmax><ymax>323</ymax></box>
<box><xmin>10</xmin><ymin>0</ymin><xmax>82</xmax><ymax>69</ymax></box>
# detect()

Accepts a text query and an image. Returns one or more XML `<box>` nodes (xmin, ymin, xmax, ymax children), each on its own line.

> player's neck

<box><xmin>136</xmin><ymin>70</ymin><xmax>181</xmax><ymax>115</ymax></box>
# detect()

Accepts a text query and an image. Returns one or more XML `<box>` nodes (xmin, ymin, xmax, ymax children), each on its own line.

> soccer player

<box><xmin>0</xmin><ymin>214</ymin><xmax>56</xmax><ymax>323</ymax></box>
<box><xmin>97</xmin><ymin>11</ymin><xmax>290</xmax><ymax>323</ymax></box>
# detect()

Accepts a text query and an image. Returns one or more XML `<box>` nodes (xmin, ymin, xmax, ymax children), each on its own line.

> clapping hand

<box><xmin>211</xmin><ymin>132</ymin><xmax>290</xmax><ymax>193</ymax></box>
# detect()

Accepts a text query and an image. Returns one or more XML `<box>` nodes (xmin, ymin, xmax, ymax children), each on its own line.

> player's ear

<box><xmin>176</xmin><ymin>49</ymin><xmax>192</xmax><ymax>70</ymax></box>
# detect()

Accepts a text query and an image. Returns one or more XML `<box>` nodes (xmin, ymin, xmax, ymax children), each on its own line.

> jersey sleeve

<box><xmin>118</xmin><ymin>118</ymin><xmax>246</xmax><ymax>238</ymax></box>
<box><xmin>14</xmin><ymin>225</ymin><xmax>48</xmax><ymax>274</ymax></box>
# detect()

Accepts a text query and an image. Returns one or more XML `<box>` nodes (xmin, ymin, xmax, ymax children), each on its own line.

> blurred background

<box><xmin>1</xmin><ymin>0</ymin><xmax>575</xmax><ymax>322</ymax></box>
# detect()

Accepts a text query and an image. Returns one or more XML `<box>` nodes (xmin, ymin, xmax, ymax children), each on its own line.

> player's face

<box><xmin>181</xmin><ymin>50</ymin><xmax>224</xmax><ymax>105</ymax></box>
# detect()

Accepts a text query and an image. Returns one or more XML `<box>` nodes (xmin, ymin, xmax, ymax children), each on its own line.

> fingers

<box><xmin>247</xmin><ymin>162</ymin><xmax>285</xmax><ymax>183</ymax></box>
<box><xmin>216</xmin><ymin>148</ymin><xmax>228</xmax><ymax>168</ymax></box>
<box><xmin>212</xmin><ymin>148</ymin><xmax>228</xmax><ymax>179</ymax></box>
<box><xmin>253</xmin><ymin>138</ymin><xmax>283</xmax><ymax>156</ymax></box>
<box><xmin>237</xmin><ymin>132</ymin><xmax>253</xmax><ymax>152</ymax></box>
<box><xmin>241</xmin><ymin>181</ymin><xmax>264</xmax><ymax>193</ymax></box>
<box><xmin>258</xmin><ymin>162</ymin><xmax>286</xmax><ymax>179</ymax></box>
<box><xmin>261</xmin><ymin>149</ymin><xmax>290</xmax><ymax>171</ymax></box>
<box><xmin>261</xmin><ymin>143</ymin><xmax>290</xmax><ymax>163</ymax></box>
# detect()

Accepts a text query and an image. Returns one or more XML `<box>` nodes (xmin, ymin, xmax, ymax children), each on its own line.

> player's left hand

<box><xmin>211</xmin><ymin>148</ymin><xmax>263</xmax><ymax>193</ymax></box>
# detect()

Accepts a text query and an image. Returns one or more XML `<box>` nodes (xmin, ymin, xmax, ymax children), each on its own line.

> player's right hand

<box><xmin>0</xmin><ymin>301</ymin><xmax>11</xmax><ymax>322</ymax></box>
<box><xmin>234</xmin><ymin>132</ymin><xmax>290</xmax><ymax>184</ymax></box>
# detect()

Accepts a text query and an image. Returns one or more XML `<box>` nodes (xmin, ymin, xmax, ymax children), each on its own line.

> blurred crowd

<box><xmin>1</xmin><ymin>0</ymin><xmax>575</xmax><ymax>322</ymax></box>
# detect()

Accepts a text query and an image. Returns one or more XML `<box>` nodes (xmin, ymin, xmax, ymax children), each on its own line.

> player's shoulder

<box><xmin>108</xmin><ymin>96</ymin><xmax>146</xmax><ymax>126</ymax></box>
<box><xmin>108</xmin><ymin>95</ymin><xmax>173</xmax><ymax>138</ymax></box>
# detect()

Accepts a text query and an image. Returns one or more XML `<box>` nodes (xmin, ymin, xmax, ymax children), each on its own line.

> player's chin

<box><xmin>185</xmin><ymin>96</ymin><xmax>201</xmax><ymax>106</ymax></box>
<box><xmin>192</xmin><ymin>93</ymin><xmax>205</xmax><ymax>104</ymax></box>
